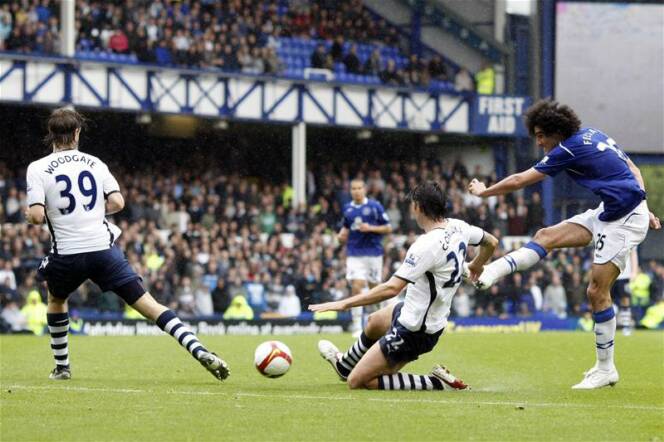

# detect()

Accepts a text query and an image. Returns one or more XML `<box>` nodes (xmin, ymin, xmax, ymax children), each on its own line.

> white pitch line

<box><xmin>3</xmin><ymin>384</ymin><xmax>663</xmax><ymax>412</ymax></box>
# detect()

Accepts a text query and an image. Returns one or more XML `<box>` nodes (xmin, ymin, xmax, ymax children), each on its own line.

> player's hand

<box><xmin>24</xmin><ymin>209</ymin><xmax>36</xmax><ymax>224</ymax></box>
<box><xmin>466</xmin><ymin>262</ymin><xmax>483</xmax><ymax>282</ymax></box>
<box><xmin>309</xmin><ymin>300</ymin><xmax>348</xmax><ymax>313</ymax></box>
<box><xmin>358</xmin><ymin>223</ymin><xmax>373</xmax><ymax>233</ymax></box>
<box><xmin>468</xmin><ymin>179</ymin><xmax>486</xmax><ymax>197</ymax></box>
<box><xmin>649</xmin><ymin>211</ymin><xmax>661</xmax><ymax>230</ymax></box>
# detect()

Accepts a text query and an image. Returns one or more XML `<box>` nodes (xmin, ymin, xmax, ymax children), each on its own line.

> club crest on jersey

<box><xmin>405</xmin><ymin>253</ymin><xmax>420</xmax><ymax>267</ymax></box>
<box><xmin>362</xmin><ymin>207</ymin><xmax>371</xmax><ymax>216</ymax></box>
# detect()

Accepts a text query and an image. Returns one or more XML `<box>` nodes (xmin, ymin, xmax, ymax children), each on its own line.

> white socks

<box><xmin>485</xmin><ymin>241</ymin><xmax>548</xmax><ymax>281</ymax></box>
<box><xmin>593</xmin><ymin>307</ymin><xmax>616</xmax><ymax>370</ymax></box>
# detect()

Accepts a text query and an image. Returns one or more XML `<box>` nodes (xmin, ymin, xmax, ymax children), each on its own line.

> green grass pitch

<box><xmin>1</xmin><ymin>332</ymin><xmax>663</xmax><ymax>441</ymax></box>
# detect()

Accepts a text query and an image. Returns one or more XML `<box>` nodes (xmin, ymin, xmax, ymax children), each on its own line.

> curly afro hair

<box><xmin>524</xmin><ymin>99</ymin><xmax>582</xmax><ymax>139</ymax></box>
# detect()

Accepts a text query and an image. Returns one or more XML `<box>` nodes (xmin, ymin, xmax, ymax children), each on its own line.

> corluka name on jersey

<box><xmin>534</xmin><ymin>128</ymin><xmax>645</xmax><ymax>222</ymax></box>
<box><xmin>27</xmin><ymin>151</ymin><xmax>121</xmax><ymax>255</ymax></box>
<box><xmin>342</xmin><ymin>198</ymin><xmax>390</xmax><ymax>257</ymax></box>
<box><xmin>394</xmin><ymin>218</ymin><xmax>485</xmax><ymax>334</ymax></box>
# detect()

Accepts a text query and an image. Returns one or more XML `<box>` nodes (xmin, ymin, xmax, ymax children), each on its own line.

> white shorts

<box><xmin>566</xmin><ymin>200</ymin><xmax>649</xmax><ymax>272</ymax></box>
<box><xmin>346</xmin><ymin>256</ymin><xmax>383</xmax><ymax>284</ymax></box>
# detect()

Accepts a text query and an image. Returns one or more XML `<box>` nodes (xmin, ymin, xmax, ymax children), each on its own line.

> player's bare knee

<box><xmin>586</xmin><ymin>280</ymin><xmax>601</xmax><ymax>300</ymax></box>
<box><xmin>364</xmin><ymin>311</ymin><xmax>387</xmax><ymax>337</ymax></box>
<box><xmin>347</xmin><ymin>373</ymin><xmax>367</xmax><ymax>390</ymax></box>
<box><xmin>366</xmin><ymin>312</ymin><xmax>378</xmax><ymax>328</ymax></box>
<box><xmin>47</xmin><ymin>292</ymin><xmax>66</xmax><ymax>305</ymax></box>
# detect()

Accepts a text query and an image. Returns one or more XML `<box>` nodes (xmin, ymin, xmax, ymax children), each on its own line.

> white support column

<box><xmin>291</xmin><ymin>122</ymin><xmax>307</xmax><ymax>208</ymax></box>
<box><xmin>60</xmin><ymin>0</ymin><xmax>75</xmax><ymax>57</ymax></box>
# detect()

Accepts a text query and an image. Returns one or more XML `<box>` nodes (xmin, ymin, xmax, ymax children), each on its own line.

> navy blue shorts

<box><xmin>379</xmin><ymin>302</ymin><xmax>443</xmax><ymax>367</ymax></box>
<box><xmin>37</xmin><ymin>245</ymin><xmax>144</xmax><ymax>304</ymax></box>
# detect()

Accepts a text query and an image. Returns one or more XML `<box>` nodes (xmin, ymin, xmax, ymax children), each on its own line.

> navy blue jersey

<box><xmin>534</xmin><ymin>128</ymin><xmax>645</xmax><ymax>221</ymax></box>
<box><xmin>342</xmin><ymin>198</ymin><xmax>389</xmax><ymax>257</ymax></box>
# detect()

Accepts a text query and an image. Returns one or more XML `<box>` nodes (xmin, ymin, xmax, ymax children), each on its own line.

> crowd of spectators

<box><xmin>0</xmin><ymin>0</ymin><xmax>475</xmax><ymax>91</ymax></box>
<box><xmin>1</xmin><ymin>157</ymin><xmax>662</xmax><ymax>332</ymax></box>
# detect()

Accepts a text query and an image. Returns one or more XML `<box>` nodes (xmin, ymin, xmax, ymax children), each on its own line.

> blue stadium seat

<box><xmin>336</xmin><ymin>72</ymin><xmax>349</xmax><ymax>82</ymax></box>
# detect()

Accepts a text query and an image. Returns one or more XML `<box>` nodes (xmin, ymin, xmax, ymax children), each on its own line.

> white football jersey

<box><xmin>26</xmin><ymin>150</ymin><xmax>121</xmax><ymax>255</ymax></box>
<box><xmin>394</xmin><ymin>218</ymin><xmax>485</xmax><ymax>334</ymax></box>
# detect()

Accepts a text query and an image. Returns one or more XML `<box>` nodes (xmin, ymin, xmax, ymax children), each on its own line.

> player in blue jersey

<box><xmin>338</xmin><ymin>179</ymin><xmax>392</xmax><ymax>336</ymax></box>
<box><xmin>468</xmin><ymin>99</ymin><xmax>661</xmax><ymax>389</ymax></box>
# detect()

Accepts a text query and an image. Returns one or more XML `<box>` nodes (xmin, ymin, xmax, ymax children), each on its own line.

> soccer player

<box><xmin>25</xmin><ymin>107</ymin><xmax>230</xmax><ymax>382</ymax></box>
<box><xmin>338</xmin><ymin>179</ymin><xmax>392</xmax><ymax>336</ymax></box>
<box><xmin>311</xmin><ymin>181</ymin><xmax>498</xmax><ymax>391</ymax></box>
<box><xmin>467</xmin><ymin>99</ymin><xmax>661</xmax><ymax>389</ymax></box>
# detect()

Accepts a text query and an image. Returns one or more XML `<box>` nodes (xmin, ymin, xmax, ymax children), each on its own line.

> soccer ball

<box><xmin>254</xmin><ymin>341</ymin><xmax>293</xmax><ymax>378</ymax></box>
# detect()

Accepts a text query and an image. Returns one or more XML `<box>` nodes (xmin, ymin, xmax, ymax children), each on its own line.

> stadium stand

<box><xmin>0</xmin><ymin>0</ymin><xmax>458</xmax><ymax>90</ymax></box>
<box><xmin>2</xmin><ymin>157</ymin><xmax>662</xmax><ymax>328</ymax></box>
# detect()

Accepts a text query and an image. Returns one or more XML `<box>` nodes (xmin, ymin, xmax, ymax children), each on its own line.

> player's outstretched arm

<box><xmin>105</xmin><ymin>192</ymin><xmax>125</xmax><ymax>215</ymax></box>
<box><xmin>469</xmin><ymin>168</ymin><xmax>546</xmax><ymax>197</ymax></box>
<box><xmin>467</xmin><ymin>232</ymin><xmax>499</xmax><ymax>281</ymax></box>
<box><xmin>309</xmin><ymin>276</ymin><xmax>406</xmax><ymax>313</ymax></box>
<box><xmin>626</xmin><ymin>158</ymin><xmax>661</xmax><ymax>230</ymax></box>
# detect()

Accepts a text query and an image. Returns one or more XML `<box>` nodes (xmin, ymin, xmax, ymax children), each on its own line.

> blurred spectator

<box><xmin>109</xmin><ymin>28</ymin><xmax>129</xmax><ymax>54</ymax></box>
<box><xmin>20</xmin><ymin>290</ymin><xmax>47</xmax><ymax>335</ymax></box>
<box><xmin>223</xmin><ymin>295</ymin><xmax>254</xmax><ymax>320</ymax></box>
<box><xmin>455</xmin><ymin>68</ymin><xmax>474</xmax><ymax>92</ymax></box>
<box><xmin>330</xmin><ymin>34</ymin><xmax>344</xmax><ymax>63</ymax></box>
<box><xmin>428</xmin><ymin>55</ymin><xmax>447</xmax><ymax>81</ymax></box>
<box><xmin>0</xmin><ymin>260</ymin><xmax>17</xmax><ymax>291</ymax></box>
<box><xmin>311</xmin><ymin>43</ymin><xmax>329</xmax><ymax>69</ymax></box>
<box><xmin>363</xmin><ymin>48</ymin><xmax>382</xmax><ymax>77</ymax></box>
<box><xmin>527</xmin><ymin>192</ymin><xmax>544</xmax><ymax>234</ymax></box>
<box><xmin>379</xmin><ymin>59</ymin><xmax>403</xmax><ymax>86</ymax></box>
<box><xmin>475</xmin><ymin>62</ymin><xmax>495</xmax><ymax>94</ymax></box>
<box><xmin>566</xmin><ymin>272</ymin><xmax>586</xmax><ymax>315</ymax></box>
<box><xmin>211</xmin><ymin>278</ymin><xmax>232</xmax><ymax>314</ymax></box>
<box><xmin>1</xmin><ymin>299</ymin><xmax>29</xmax><ymax>333</ymax></box>
<box><xmin>278</xmin><ymin>285</ymin><xmax>302</xmax><ymax>317</ymax></box>
<box><xmin>630</xmin><ymin>267</ymin><xmax>651</xmax><ymax>307</ymax></box>
<box><xmin>543</xmin><ymin>273</ymin><xmax>567</xmax><ymax>318</ymax></box>
<box><xmin>452</xmin><ymin>286</ymin><xmax>472</xmax><ymax>318</ymax></box>
<box><xmin>343</xmin><ymin>44</ymin><xmax>361</xmax><ymax>74</ymax></box>
<box><xmin>640</xmin><ymin>300</ymin><xmax>664</xmax><ymax>329</ymax></box>
<box><xmin>194</xmin><ymin>279</ymin><xmax>214</xmax><ymax>316</ymax></box>
<box><xmin>263</xmin><ymin>47</ymin><xmax>283</xmax><ymax>74</ymax></box>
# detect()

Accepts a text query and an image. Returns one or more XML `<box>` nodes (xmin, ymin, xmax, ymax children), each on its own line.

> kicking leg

<box><xmin>477</xmin><ymin>221</ymin><xmax>592</xmax><ymax>289</ymax></box>
<box><xmin>573</xmin><ymin>262</ymin><xmax>620</xmax><ymax>389</ymax></box>
<box><xmin>318</xmin><ymin>302</ymin><xmax>394</xmax><ymax>380</ymax></box>
<box><xmin>130</xmin><ymin>288</ymin><xmax>230</xmax><ymax>381</ymax></box>
<box><xmin>47</xmin><ymin>292</ymin><xmax>71</xmax><ymax>380</ymax></box>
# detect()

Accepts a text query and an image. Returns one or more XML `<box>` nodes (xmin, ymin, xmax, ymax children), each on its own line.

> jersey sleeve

<box><xmin>467</xmin><ymin>223</ymin><xmax>485</xmax><ymax>247</ymax></box>
<box><xmin>374</xmin><ymin>201</ymin><xmax>389</xmax><ymax>225</ymax></box>
<box><xmin>394</xmin><ymin>238</ymin><xmax>437</xmax><ymax>284</ymax></box>
<box><xmin>101</xmin><ymin>163</ymin><xmax>121</xmax><ymax>198</ymax></box>
<box><xmin>26</xmin><ymin>163</ymin><xmax>45</xmax><ymax>207</ymax></box>
<box><xmin>341</xmin><ymin>206</ymin><xmax>351</xmax><ymax>229</ymax></box>
<box><xmin>533</xmin><ymin>146</ymin><xmax>575</xmax><ymax>176</ymax></box>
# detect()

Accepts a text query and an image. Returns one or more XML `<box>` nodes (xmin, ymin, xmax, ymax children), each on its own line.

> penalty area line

<box><xmin>3</xmin><ymin>384</ymin><xmax>662</xmax><ymax>412</ymax></box>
